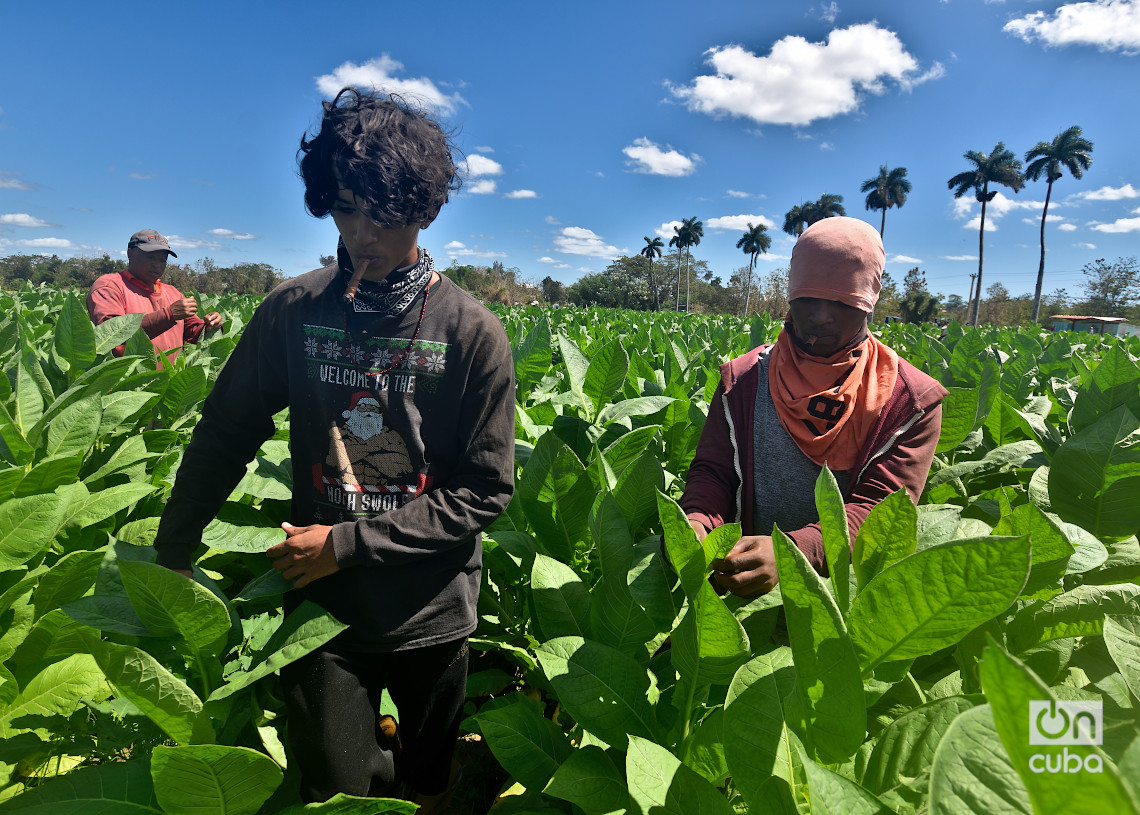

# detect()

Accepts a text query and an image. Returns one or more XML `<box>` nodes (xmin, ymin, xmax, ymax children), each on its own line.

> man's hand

<box><xmin>170</xmin><ymin>297</ymin><xmax>199</xmax><ymax>321</ymax></box>
<box><xmin>267</xmin><ymin>523</ymin><xmax>340</xmax><ymax>589</ymax></box>
<box><xmin>202</xmin><ymin>311</ymin><xmax>223</xmax><ymax>332</ymax></box>
<box><xmin>709</xmin><ymin>535</ymin><xmax>778</xmax><ymax>598</ymax></box>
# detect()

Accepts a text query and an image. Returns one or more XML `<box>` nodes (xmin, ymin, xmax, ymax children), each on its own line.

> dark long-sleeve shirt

<box><xmin>155</xmin><ymin>264</ymin><xmax>515</xmax><ymax>651</ymax></box>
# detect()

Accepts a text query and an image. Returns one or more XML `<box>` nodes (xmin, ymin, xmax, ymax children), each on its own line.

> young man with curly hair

<box><xmin>154</xmin><ymin>88</ymin><xmax>515</xmax><ymax>809</ymax></box>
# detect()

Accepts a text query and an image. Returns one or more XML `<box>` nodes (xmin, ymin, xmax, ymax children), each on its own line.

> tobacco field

<box><xmin>0</xmin><ymin>283</ymin><xmax>1139</xmax><ymax>814</ymax></box>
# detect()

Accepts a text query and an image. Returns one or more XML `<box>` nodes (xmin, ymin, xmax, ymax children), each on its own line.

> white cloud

<box><xmin>0</xmin><ymin>171</ymin><xmax>33</xmax><ymax>190</ymax></box>
<box><xmin>1077</xmin><ymin>242</ymin><xmax>1098</xmax><ymax>249</ymax></box>
<box><xmin>316</xmin><ymin>55</ymin><xmax>466</xmax><ymax>115</ymax></box>
<box><xmin>726</xmin><ymin>189</ymin><xmax>751</xmax><ymax>198</ymax></box>
<box><xmin>622</xmin><ymin>138</ymin><xmax>700</xmax><ymax>177</ymax></box>
<box><xmin>16</xmin><ymin>237</ymin><xmax>73</xmax><ymax>249</ymax></box>
<box><xmin>544</xmin><ymin>216</ymin><xmax>562</xmax><ymax>225</ymax></box>
<box><xmin>553</xmin><ymin>227</ymin><xmax>624</xmax><ymax>259</ymax></box>
<box><xmin>944</xmin><ymin>255</ymin><xmax>979</xmax><ymax>261</ymax></box>
<box><xmin>1020</xmin><ymin>214</ymin><xmax>1066</xmax><ymax>225</ymax></box>
<box><xmin>206</xmin><ymin>228</ymin><xmax>259</xmax><ymax>240</ymax></box>
<box><xmin>167</xmin><ymin>235</ymin><xmax>223</xmax><ymax>251</ymax></box>
<box><xmin>668</xmin><ymin>24</ymin><xmax>943</xmax><ymax>127</ymax></box>
<box><xmin>1078</xmin><ymin>183</ymin><xmax>1140</xmax><ymax>201</ymax></box>
<box><xmin>442</xmin><ymin>239</ymin><xmax>506</xmax><ymax>258</ymax></box>
<box><xmin>656</xmin><ymin>220</ymin><xmax>684</xmax><ymax>241</ymax></box>
<box><xmin>537</xmin><ymin>256</ymin><xmax>556</xmax><ymax>263</ymax></box>
<box><xmin>819</xmin><ymin>141</ymin><xmax>836</xmax><ymax>151</ymax></box>
<box><xmin>464</xmin><ymin>155</ymin><xmax>503</xmax><ymax>177</ymax></box>
<box><xmin>474</xmin><ymin>145</ymin><xmax>494</xmax><ymax>153</ymax></box>
<box><xmin>467</xmin><ymin>179</ymin><xmax>497</xmax><ymax>195</ymax></box>
<box><xmin>1091</xmin><ymin>215</ymin><xmax>1140</xmax><ymax>233</ymax></box>
<box><xmin>1004</xmin><ymin>0</ymin><xmax>1140</xmax><ymax>53</ymax></box>
<box><xmin>891</xmin><ymin>254</ymin><xmax>923</xmax><ymax>264</ymax></box>
<box><xmin>0</xmin><ymin>213</ymin><xmax>53</xmax><ymax>227</ymax></box>
<box><xmin>953</xmin><ymin>192</ymin><xmax>1039</xmax><ymax>231</ymax></box>
<box><xmin>505</xmin><ymin>189</ymin><xmax>538</xmax><ymax>199</ymax></box>
<box><xmin>1059</xmin><ymin>223</ymin><xmax>1079</xmax><ymax>231</ymax></box>
<box><xmin>129</xmin><ymin>172</ymin><xmax>157</xmax><ymax>180</ymax></box>
<box><xmin>818</xmin><ymin>2</ymin><xmax>839</xmax><ymax>23</ymax></box>
<box><xmin>705</xmin><ymin>214</ymin><xmax>777</xmax><ymax>232</ymax></box>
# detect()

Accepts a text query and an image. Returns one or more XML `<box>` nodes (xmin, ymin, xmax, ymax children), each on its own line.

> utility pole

<box><xmin>966</xmin><ymin>273</ymin><xmax>977</xmax><ymax>324</ymax></box>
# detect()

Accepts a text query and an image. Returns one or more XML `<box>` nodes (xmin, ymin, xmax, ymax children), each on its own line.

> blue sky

<box><xmin>2</xmin><ymin>0</ymin><xmax>1139</xmax><ymax>301</ymax></box>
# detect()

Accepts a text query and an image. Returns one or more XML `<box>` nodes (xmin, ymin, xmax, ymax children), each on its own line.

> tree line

<box><xmin>0</xmin><ymin>253</ymin><xmax>286</xmax><ymax>296</ymax></box>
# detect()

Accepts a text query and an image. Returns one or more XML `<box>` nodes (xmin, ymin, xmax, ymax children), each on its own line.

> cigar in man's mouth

<box><xmin>343</xmin><ymin>259</ymin><xmax>371</xmax><ymax>304</ymax></box>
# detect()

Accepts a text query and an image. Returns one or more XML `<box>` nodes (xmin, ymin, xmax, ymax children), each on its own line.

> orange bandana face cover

<box><xmin>769</xmin><ymin>218</ymin><xmax>899</xmax><ymax>470</ymax></box>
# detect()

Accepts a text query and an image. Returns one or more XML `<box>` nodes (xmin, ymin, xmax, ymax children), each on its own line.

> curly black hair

<box><xmin>298</xmin><ymin>87</ymin><xmax>461</xmax><ymax>228</ymax></box>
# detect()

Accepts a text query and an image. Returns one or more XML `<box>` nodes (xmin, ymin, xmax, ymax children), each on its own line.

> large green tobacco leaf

<box><xmin>992</xmin><ymin>504</ymin><xmax>1075</xmax><ymax>595</ymax></box>
<box><xmin>852</xmin><ymin>489</ymin><xmax>916</xmax><ymax>591</ymax></box>
<box><xmin>659</xmin><ymin>492</ymin><xmax>749</xmax><ymax>684</ymax></box>
<box><xmin>42</xmin><ymin>394</ymin><xmax>101</xmax><ymax>461</ymax></box>
<box><xmin>150</xmin><ymin>744</ymin><xmax>283</xmax><ymax>815</ymax></box>
<box><xmin>1070</xmin><ymin>344</ymin><xmax>1140</xmax><ymax>435</ymax></box>
<box><xmin>816</xmin><ymin>466</ymin><xmax>851</xmax><ymax>615</ymax></box>
<box><xmin>94</xmin><ymin>639</ymin><xmax>210</xmax><ymax>746</ymax></box>
<box><xmin>1006</xmin><ymin>583</ymin><xmax>1140</xmax><ymax>652</ymax></box>
<box><xmin>513</xmin><ymin>315</ymin><xmax>552</xmax><ymax>394</ymax></box>
<box><xmin>543</xmin><ymin>744</ymin><xmax>630</xmax><ymax>815</ymax></box>
<box><xmin>588</xmin><ymin>493</ymin><xmax>657</xmax><ymax>651</ymax></box>
<box><xmin>119</xmin><ymin>560</ymin><xmax>231</xmax><ymax>662</ymax></box>
<box><xmin>201</xmin><ymin>503</ymin><xmax>284</xmax><ymax>554</ymax></box>
<box><xmin>208</xmin><ymin>601</ymin><xmax>348</xmax><ymax>702</ymax></box>
<box><xmin>0</xmin><ymin>653</ymin><xmax>103</xmax><ymax>738</ymax></box>
<box><xmin>470</xmin><ymin>697</ymin><xmax>572</xmax><ymax>792</ymax></box>
<box><xmin>861</xmin><ymin>695</ymin><xmax>977</xmax><ymax>794</ymax></box>
<box><xmin>583</xmin><ymin>338</ymin><xmax>630</xmax><ymax>422</ymax></box>
<box><xmin>614</xmin><ymin>451</ymin><xmax>664</xmax><ymax>534</ymax></box>
<box><xmin>518</xmin><ymin>432</ymin><xmax>593</xmax><ymax>563</ymax></box>
<box><xmin>556</xmin><ymin>331</ymin><xmax>594</xmax><ymax>421</ymax></box>
<box><xmin>723</xmin><ymin>649</ymin><xmax>799</xmax><ymax>815</ymax></box>
<box><xmin>796</xmin><ymin>742</ymin><xmax>891</xmax><ymax>815</ymax></box>
<box><xmin>536</xmin><ymin>636</ymin><xmax>659</xmax><ymax>749</ymax></box>
<box><xmin>92</xmin><ymin>311</ymin><xmax>145</xmax><ymax>356</ymax></box>
<box><xmin>980</xmin><ymin>642</ymin><xmax>1140</xmax><ymax>815</ymax></box>
<box><xmin>848</xmin><ymin>536</ymin><xmax>1030</xmax><ymax>673</ymax></box>
<box><xmin>772</xmin><ymin>527</ymin><xmax>865</xmax><ymax>764</ymax></box>
<box><xmin>15</xmin><ymin>354</ymin><xmax>47</xmax><ymax>437</ymax></box>
<box><xmin>32</xmin><ymin>548</ymin><xmax>103</xmax><ymax>618</ymax></box>
<box><xmin>1104</xmin><ymin>615</ymin><xmax>1140</xmax><ymax>703</ymax></box>
<box><xmin>15</xmin><ymin>454</ymin><xmax>82</xmax><ymax>496</ymax></box>
<box><xmin>162</xmin><ymin>365</ymin><xmax>207</xmax><ymax>422</ymax></box>
<box><xmin>928</xmin><ymin>704</ymin><xmax>1032</xmax><ymax>815</ymax></box>
<box><xmin>625</xmin><ymin>735</ymin><xmax>735</xmax><ymax>815</ymax></box>
<box><xmin>0</xmin><ymin>492</ymin><xmax>64</xmax><ymax>569</ymax></box>
<box><xmin>52</xmin><ymin>293</ymin><xmax>97</xmax><ymax>371</ymax></box>
<box><xmin>55</xmin><ymin>481</ymin><xmax>158</xmax><ymax>531</ymax></box>
<box><xmin>1</xmin><ymin>758</ymin><xmax>162</xmax><ymax>814</ymax></box>
<box><xmin>98</xmin><ymin>391</ymin><xmax>161</xmax><ymax>437</ymax></box>
<box><xmin>531</xmin><ymin>552</ymin><xmax>590</xmax><ymax>639</ymax></box>
<box><xmin>1048</xmin><ymin>404</ymin><xmax>1140</xmax><ymax>537</ymax></box>
<box><xmin>0</xmin><ymin>400</ymin><xmax>35</xmax><ymax>466</ymax></box>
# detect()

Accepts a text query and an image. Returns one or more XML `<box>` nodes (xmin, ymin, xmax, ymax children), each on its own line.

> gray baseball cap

<box><xmin>128</xmin><ymin>229</ymin><xmax>177</xmax><ymax>257</ymax></box>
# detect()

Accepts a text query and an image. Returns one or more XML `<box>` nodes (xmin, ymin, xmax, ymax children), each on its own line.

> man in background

<box><xmin>87</xmin><ymin>228</ymin><xmax>223</xmax><ymax>359</ymax></box>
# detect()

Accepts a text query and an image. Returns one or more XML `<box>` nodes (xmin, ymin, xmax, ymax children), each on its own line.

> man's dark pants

<box><xmin>281</xmin><ymin>637</ymin><xmax>469</xmax><ymax>802</ymax></box>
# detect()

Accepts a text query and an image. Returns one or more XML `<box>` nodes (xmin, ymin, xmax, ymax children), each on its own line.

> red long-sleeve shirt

<box><xmin>86</xmin><ymin>270</ymin><xmax>206</xmax><ymax>360</ymax></box>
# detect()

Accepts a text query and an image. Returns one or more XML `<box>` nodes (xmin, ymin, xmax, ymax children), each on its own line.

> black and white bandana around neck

<box><xmin>338</xmin><ymin>241</ymin><xmax>435</xmax><ymax>316</ymax></box>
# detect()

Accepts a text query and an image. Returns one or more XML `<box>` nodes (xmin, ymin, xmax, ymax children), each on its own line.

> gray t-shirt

<box><xmin>753</xmin><ymin>349</ymin><xmax>850</xmax><ymax>535</ymax></box>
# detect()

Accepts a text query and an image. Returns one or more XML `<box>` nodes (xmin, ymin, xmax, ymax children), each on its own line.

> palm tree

<box><xmin>947</xmin><ymin>143</ymin><xmax>1025</xmax><ymax>327</ymax></box>
<box><xmin>783</xmin><ymin>203</ymin><xmax>808</xmax><ymax>237</ymax></box>
<box><xmin>682</xmin><ymin>216</ymin><xmax>703</xmax><ymax>311</ymax></box>
<box><xmin>805</xmin><ymin>193</ymin><xmax>846</xmax><ymax>227</ymax></box>
<box><xmin>669</xmin><ymin>223</ymin><xmax>688</xmax><ymax>310</ymax></box>
<box><xmin>1024</xmin><ymin>126</ymin><xmax>1093</xmax><ymax>323</ymax></box>
<box><xmin>861</xmin><ymin>165</ymin><xmax>912</xmax><ymax>237</ymax></box>
<box><xmin>736</xmin><ymin>222</ymin><xmax>771</xmax><ymax>318</ymax></box>
<box><xmin>640</xmin><ymin>235</ymin><xmax>664</xmax><ymax>311</ymax></box>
